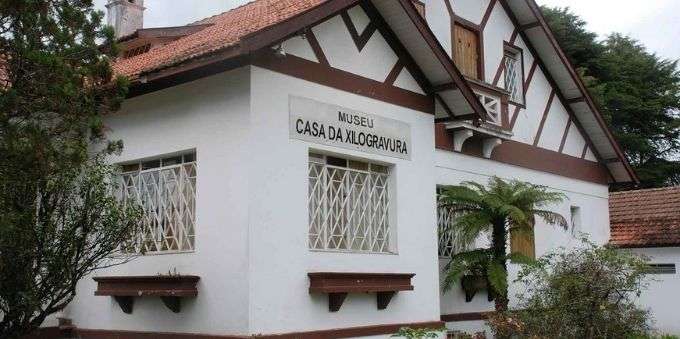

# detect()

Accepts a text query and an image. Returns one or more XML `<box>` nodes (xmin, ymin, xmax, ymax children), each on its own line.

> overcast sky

<box><xmin>93</xmin><ymin>0</ymin><xmax>679</xmax><ymax>61</ymax></box>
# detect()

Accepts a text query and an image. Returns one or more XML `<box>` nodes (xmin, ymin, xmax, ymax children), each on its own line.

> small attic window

<box><xmin>123</xmin><ymin>44</ymin><xmax>151</xmax><ymax>59</ymax></box>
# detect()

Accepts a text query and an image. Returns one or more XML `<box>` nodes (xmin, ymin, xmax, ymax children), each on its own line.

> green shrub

<box><xmin>487</xmin><ymin>239</ymin><xmax>653</xmax><ymax>338</ymax></box>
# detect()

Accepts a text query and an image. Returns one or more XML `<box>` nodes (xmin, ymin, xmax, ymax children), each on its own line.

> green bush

<box><xmin>487</xmin><ymin>240</ymin><xmax>653</xmax><ymax>339</ymax></box>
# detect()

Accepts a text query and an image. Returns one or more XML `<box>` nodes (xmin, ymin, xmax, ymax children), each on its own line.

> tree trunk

<box><xmin>492</xmin><ymin>218</ymin><xmax>509</xmax><ymax>312</ymax></box>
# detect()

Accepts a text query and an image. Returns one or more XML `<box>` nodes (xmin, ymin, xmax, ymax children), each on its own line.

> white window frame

<box><xmin>307</xmin><ymin>153</ymin><xmax>395</xmax><ymax>254</ymax></box>
<box><xmin>119</xmin><ymin>152</ymin><xmax>197</xmax><ymax>254</ymax></box>
<box><xmin>503</xmin><ymin>46</ymin><xmax>525</xmax><ymax>105</ymax></box>
<box><xmin>437</xmin><ymin>187</ymin><xmax>470</xmax><ymax>258</ymax></box>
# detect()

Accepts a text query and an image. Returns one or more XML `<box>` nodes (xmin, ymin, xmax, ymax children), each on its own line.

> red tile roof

<box><xmin>609</xmin><ymin>186</ymin><xmax>680</xmax><ymax>248</ymax></box>
<box><xmin>113</xmin><ymin>0</ymin><xmax>325</xmax><ymax>79</ymax></box>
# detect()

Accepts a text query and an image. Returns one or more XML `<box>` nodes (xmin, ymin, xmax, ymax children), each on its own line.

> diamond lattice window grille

<box><xmin>437</xmin><ymin>206</ymin><xmax>469</xmax><ymax>258</ymax></box>
<box><xmin>120</xmin><ymin>154</ymin><xmax>197</xmax><ymax>254</ymax></box>
<box><xmin>475</xmin><ymin>92</ymin><xmax>501</xmax><ymax>125</ymax></box>
<box><xmin>504</xmin><ymin>51</ymin><xmax>523</xmax><ymax>104</ymax></box>
<box><xmin>308</xmin><ymin>155</ymin><xmax>392</xmax><ymax>253</ymax></box>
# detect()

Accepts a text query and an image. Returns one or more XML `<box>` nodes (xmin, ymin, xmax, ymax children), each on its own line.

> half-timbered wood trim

<box><xmin>581</xmin><ymin>143</ymin><xmax>589</xmax><ymax>159</ymax></box>
<box><xmin>509</xmin><ymin>60</ymin><xmax>537</xmax><ymax>129</ymax></box>
<box><xmin>253</xmin><ymin>52</ymin><xmax>434</xmax><ymax>113</ymax></box>
<box><xmin>480</xmin><ymin>0</ymin><xmax>498</xmax><ymax>30</ymax></box>
<box><xmin>360</xmin><ymin>1</ymin><xmax>432</xmax><ymax>93</ymax></box>
<box><xmin>443</xmin><ymin>0</ymin><xmax>454</xmax><ymax>18</ymax></box>
<box><xmin>394</xmin><ymin>0</ymin><xmax>488</xmax><ymax>119</ymax></box>
<box><xmin>384</xmin><ymin>60</ymin><xmax>405</xmax><ymax>86</ymax></box>
<box><xmin>435</xmin><ymin>124</ymin><xmax>611</xmax><ymax>183</ymax></box>
<box><xmin>510</xmin><ymin>58</ymin><xmax>538</xmax><ymax>130</ymax></box>
<box><xmin>558</xmin><ymin>119</ymin><xmax>572</xmax><ymax>153</ymax></box>
<box><xmin>491</xmin><ymin>31</ymin><xmax>520</xmax><ymax>86</ymax></box>
<box><xmin>498</xmin><ymin>1</ymin><xmax>604</xmax><ymax>162</ymax></box>
<box><xmin>241</xmin><ymin>0</ymin><xmax>362</xmax><ymax>52</ymax></box>
<box><xmin>521</xmin><ymin>0</ymin><xmax>637</xmax><ymax>182</ymax></box>
<box><xmin>508</xmin><ymin>28</ymin><xmax>519</xmax><ymax>45</ymax></box>
<box><xmin>305</xmin><ymin>29</ymin><xmax>329</xmax><ymax>66</ymax></box>
<box><xmin>498</xmin><ymin>0</ymin><xmax>624</xmax><ymax>182</ymax></box>
<box><xmin>491</xmin><ymin>59</ymin><xmax>505</xmax><ymax>87</ymax></box>
<box><xmin>533</xmin><ymin>89</ymin><xmax>556</xmax><ymax>146</ymax></box>
<box><xmin>340</xmin><ymin>10</ymin><xmax>378</xmax><ymax>52</ymax></box>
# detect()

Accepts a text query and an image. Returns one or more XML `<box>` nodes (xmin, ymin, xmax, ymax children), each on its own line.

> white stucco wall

<box><xmin>629</xmin><ymin>247</ymin><xmax>680</xmax><ymax>335</ymax></box>
<box><xmin>247</xmin><ymin>66</ymin><xmax>442</xmax><ymax>336</ymax></box>
<box><xmin>62</xmin><ymin>68</ymin><xmax>253</xmax><ymax>335</ymax></box>
<box><xmin>436</xmin><ymin>150</ymin><xmax>611</xmax><ymax>335</ymax></box>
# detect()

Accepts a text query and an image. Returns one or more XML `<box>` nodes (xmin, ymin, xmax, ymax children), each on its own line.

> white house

<box><xmin>36</xmin><ymin>0</ymin><xmax>636</xmax><ymax>337</ymax></box>
<box><xmin>610</xmin><ymin>187</ymin><xmax>680</xmax><ymax>335</ymax></box>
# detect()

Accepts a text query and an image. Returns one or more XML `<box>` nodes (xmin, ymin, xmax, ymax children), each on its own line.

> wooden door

<box><xmin>453</xmin><ymin>23</ymin><xmax>480</xmax><ymax>79</ymax></box>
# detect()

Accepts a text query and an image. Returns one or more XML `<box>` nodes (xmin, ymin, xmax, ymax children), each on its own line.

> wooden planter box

<box><xmin>93</xmin><ymin>275</ymin><xmax>200</xmax><ymax>314</ymax></box>
<box><xmin>308</xmin><ymin>272</ymin><xmax>415</xmax><ymax>312</ymax></box>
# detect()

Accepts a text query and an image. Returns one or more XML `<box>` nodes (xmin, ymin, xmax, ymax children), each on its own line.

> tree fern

<box><xmin>438</xmin><ymin>177</ymin><xmax>566</xmax><ymax>311</ymax></box>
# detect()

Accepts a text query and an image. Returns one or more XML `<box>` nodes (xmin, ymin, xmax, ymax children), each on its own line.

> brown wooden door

<box><xmin>453</xmin><ymin>23</ymin><xmax>480</xmax><ymax>79</ymax></box>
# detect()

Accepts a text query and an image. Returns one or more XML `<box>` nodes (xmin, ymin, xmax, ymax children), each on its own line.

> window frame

<box><xmin>451</xmin><ymin>15</ymin><xmax>485</xmax><ymax>81</ymax></box>
<box><xmin>307</xmin><ymin>152</ymin><xmax>396</xmax><ymax>254</ymax></box>
<box><xmin>502</xmin><ymin>42</ymin><xmax>526</xmax><ymax>107</ymax></box>
<box><xmin>119</xmin><ymin>150</ymin><xmax>198</xmax><ymax>255</ymax></box>
<box><xmin>645</xmin><ymin>264</ymin><xmax>676</xmax><ymax>275</ymax></box>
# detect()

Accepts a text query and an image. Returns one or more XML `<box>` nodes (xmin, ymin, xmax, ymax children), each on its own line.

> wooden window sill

<box><xmin>308</xmin><ymin>272</ymin><xmax>414</xmax><ymax>312</ymax></box>
<box><xmin>93</xmin><ymin>275</ymin><xmax>200</xmax><ymax>314</ymax></box>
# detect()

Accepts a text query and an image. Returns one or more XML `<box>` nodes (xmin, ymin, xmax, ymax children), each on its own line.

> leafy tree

<box><xmin>438</xmin><ymin>177</ymin><xmax>567</xmax><ymax>311</ymax></box>
<box><xmin>0</xmin><ymin>1</ymin><xmax>139</xmax><ymax>338</ymax></box>
<box><xmin>542</xmin><ymin>6</ymin><xmax>680</xmax><ymax>188</ymax></box>
<box><xmin>539</xmin><ymin>7</ymin><xmax>603</xmax><ymax>78</ymax></box>
<box><xmin>488</xmin><ymin>240</ymin><xmax>652</xmax><ymax>339</ymax></box>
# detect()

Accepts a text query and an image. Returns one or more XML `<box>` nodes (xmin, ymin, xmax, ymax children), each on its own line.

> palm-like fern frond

<box><xmin>532</xmin><ymin>209</ymin><xmax>568</xmax><ymax>229</ymax></box>
<box><xmin>442</xmin><ymin>249</ymin><xmax>492</xmax><ymax>291</ymax></box>
<box><xmin>437</xmin><ymin>177</ymin><xmax>566</xmax><ymax>302</ymax></box>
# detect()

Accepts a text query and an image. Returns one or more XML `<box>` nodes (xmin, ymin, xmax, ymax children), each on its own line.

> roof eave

<box><xmin>502</xmin><ymin>0</ymin><xmax>638</xmax><ymax>184</ymax></box>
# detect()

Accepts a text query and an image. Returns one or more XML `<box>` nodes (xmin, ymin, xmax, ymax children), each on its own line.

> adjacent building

<box><xmin>38</xmin><ymin>0</ymin><xmax>637</xmax><ymax>337</ymax></box>
<box><xmin>610</xmin><ymin>187</ymin><xmax>680</xmax><ymax>335</ymax></box>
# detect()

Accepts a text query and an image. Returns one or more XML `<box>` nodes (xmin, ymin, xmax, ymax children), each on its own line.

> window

<box><xmin>308</xmin><ymin>153</ymin><xmax>392</xmax><ymax>253</ymax></box>
<box><xmin>570</xmin><ymin>206</ymin><xmax>582</xmax><ymax>236</ymax></box>
<box><xmin>437</xmin><ymin>187</ymin><xmax>470</xmax><ymax>258</ymax></box>
<box><xmin>453</xmin><ymin>23</ymin><xmax>481</xmax><ymax>79</ymax></box>
<box><xmin>645</xmin><ymin>264</ymin><xmax>676</xmax><ymax>275</ymax></box>
<box><xmin>437</xmin><ymin>205</ymin><xmax>471</xmax><ymax>258</ymax></box>
<box><xmin>503</xmin><ymin>47</ymin><xmax>524</xmax><ymax>104</ymax></box>
<box><xmin>120</xmin><ymin>152</ymin><xmax>197</xmax><ymax>254</ymax></box>
<box><xmin>510</xmin><ymin>224</ymin><xmax>535</xmax><ymax>259</ymax></box>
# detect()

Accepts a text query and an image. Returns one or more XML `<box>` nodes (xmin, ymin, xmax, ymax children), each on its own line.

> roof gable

<box><xmin>499</xmin><ymin>0</ymin><xmax>637</xmax><ymax>183</ymax></box>
<box><xmin>114</xmin><ymin>0</ymin><xmax>486</xmax><ymax>118</ymax></box>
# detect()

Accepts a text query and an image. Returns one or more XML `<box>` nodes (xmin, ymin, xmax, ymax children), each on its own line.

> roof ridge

<box><xmin>610</xmin><ymin>186</ymin><xmax>680</xmax><ymax>196</ymax></box>
<box><xmin>187</xmin><ymin>0</ymin><xmax>261</xmax><ymax>26</ymax></box>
